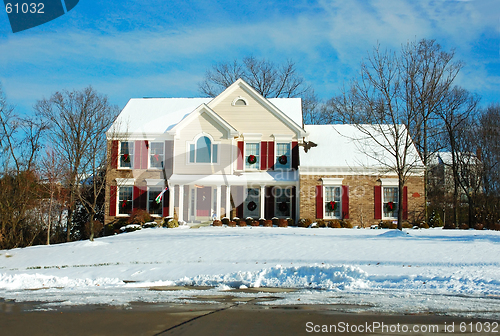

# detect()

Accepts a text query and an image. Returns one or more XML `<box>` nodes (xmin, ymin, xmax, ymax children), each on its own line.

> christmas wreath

<box><xmin>278</xmin><ymin>201</ymin><xmax>288</xmax><ymax>212</ymax></box>
<box><xmin>247</xmin><ymin>154</ymin><xmax>257</xmax><ymax>165</ymax></box>
<box><xmin>122</xmin><ymin>154</ymin><xmax>130</xmax><ymax>163</ymax></box>
<box><xmin>121</xmin><ymin>200</ymin><xmax>128</xmax><ymax>208</ymax></box>
<box><xmin>153</xmin><ymin>154</ymin><xmax>160</xmax><ymax>162</ymax></box>
<box><xmin>385</xmin><ymin>201</ymin><xmax>395</xmax><ymax>212</ymax></box>
<box><xmin>278</xmin><ymin>155</ymin><xmax>288</xmax><ymax>165</ymax></box>
<box><xmin>247</xmin><ymin>201</ymin><xmax>257</xmax><ymax>211</ymax></box>
<box><xmin>326</xmin><ymin>201</ymin><xmax>337</xmax><ymax>212</ymax></box>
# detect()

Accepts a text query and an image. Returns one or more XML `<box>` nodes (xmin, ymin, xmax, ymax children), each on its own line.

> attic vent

<box><xmin>232</xmin><ymin>96</ymin><xmax>248</xmax><ymax>106</ymax></box>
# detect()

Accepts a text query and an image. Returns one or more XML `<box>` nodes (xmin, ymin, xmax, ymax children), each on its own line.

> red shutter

<box><xmin>374</xmin><ymin>186</ymin><xmax>382</xmax><ymax>219</ymax></box>
<box><xmin>292</xmin><ymin>141</ymin><xmax>299</xmax><ymax>170</ymax></box>
<box><xmin>237</xmin><ymin>141</ymin><xmax>244</xmax><ymax>170</ymax></box>
<box><xmin>134</xmin><ymin>141</ymin><xmax>141</xmax><ymax>169</ymax></box>
<box><xmin>133</xmin><ymin>186</ymin><xmax>140</xmax><ymax>210</ymax></box>
<box><xmin>403</xmin><ymin>186</ymin><xmax>408</xmax><ymax>220</ymax></box>
<box><xmin>111</xmin><ymin>141</ymin><xmax>118</xmax><ymax>169</ymax></box>
<box><xmin>267</xmin><ymin>141</ymin><xmax>275</xmax><ymax>170</ymax></box>
<box><xmin>342</xmin><ymin>185</ymin><xmax>349</xmax><ymax>219</ymax></box>
<box><xmin>260</xmin><ymin>141</ymin><xmax>268</xmax><ymax>170</ymax></box>
<box><xmin>109</xmin><ymin>186</ymin><xmax>117</xmax><ymax>216</ymax></box>
<box><xmin>265</xmin><ymin>186</ymin><xmax>274</xmax><ymax>219</ymax></box>
<box><xmin>316</xmin><ymin>185</ymin><xmax>323</xmax><ymax>219</ymax></box>
<box><xmin>141</xmin><ymin>141</ymin><xmax>149</xmax><ymax>169</ymax></box>
<box><xmin>163</xmin><ymin>186</ymin><xmax>170</xmax><ymax>217</ymax></box>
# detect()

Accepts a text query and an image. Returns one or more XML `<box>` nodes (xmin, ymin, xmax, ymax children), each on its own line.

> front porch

<box><xmin>167</xmin><ymin>172</ymin><xmax>299</xmax><ymax>222</ymax></box>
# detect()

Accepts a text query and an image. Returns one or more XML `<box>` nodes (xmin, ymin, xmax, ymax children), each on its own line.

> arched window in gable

<box><xmin>189</xmin><ymin>135</ymin><xmax>218</xmax><ymax>164</ymax></box>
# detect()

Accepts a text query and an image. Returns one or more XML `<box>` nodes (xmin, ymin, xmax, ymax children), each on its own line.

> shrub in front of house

<box><xmin>389</xmin><ymin>223</ymin><xmax>398</xmax><ymax>229</ymax></box>
<box><xmin>143</xmin><ymin>221</ymin><xmax>158</xmax><ymax>228</ymax></box>
<box><xmin>232</xmin><ymin>217</ymin><xmax>240</xmax><ymax>225</ymax></box>
<box><xmin>221</xmin><ymin>217</ymin><xmax>230</xmax><ymax>225</ymax></box>
<box><xmin>251</xmin><ymin>220</ymin><xmax>260</xmax><ymax>226</ymax></box>
<box><xmin>212</xmin><ymin>220</ymin><xmax>222</xmax><ymax>227</ymax></box>
<box><xmin>272</xmin><ymin>217</ymin><xmax>279</xmax><ymax>226</ymax></box>
<box><xmin>459</xmin><ymin>223</ymin><xmax>469</xmax><ymax>230</ymax></box>
<box><xmin>443</xmin><ymin>222</ymin><xmax>456</xmax><ymax>229</ymax></box>
<box><xmin>286</xmin><ymin>218</ymin><xmax>294</xmax><ymax>226</ymax></box>
<box><xmin>492</xmin><ymin>223</ymin><xmax>500</xmax><ymax>231</ymax></box>
<box><xmin>278</xmin><ymin>218</ymin><xmax>288</xmax><ymax>227</ymax></box>
<box><xmin>104</xmin><ymin>223</ymin><xmax>115</xmax><ymax>236</ymax></box>
<box><xmin>228</xmin><ymin>221</ymin><xmax>237</xmax><ymax>227</ymax></box>
<box><xmin>474</xmin><ymin>223</ymin><xmax>484</xmax><ymax>230</ymax></box>
<box><xmin>245</xmin><ymin>217</ymin><xmax>253</xmax><ymax>225</ymax></box>
<box><xmin>401</xmin><ymin>221</ymin><xmax>413</xmax><ymax>229</ymax></box>
<box><xmin>120</xmin><ymin>224</ymin><xmax>142</xmax><ymax>233</ymax></box>
<box><xmin>419</xmin><ymin>222</ymin><xmax>429</xmax><ymax>229</ymax></box>
<box><xmin>263</xmin><ymin>220</ymin><xmax>272</xmax><ymax>227</ymax></box>
<box><xmin>327</xmin><ymin>220</ymin><xmax>341</xmax><ymax>228</ymax></box>
<box><xmin>238</xmin><ymin>220</ymin><xmax>247</xmax><ymax>227</ymax></box>
<box><xmin>340</xmin><ymin>220</ymin><xmax>353</xmax><ymax>228</ymax></box>
<box><xmin>297</xmin><ymin>218</ymin><xmax>312</xmax><ymax>228</ymax></box>
<box><xmin>259</xmin><ymin>218</ymin><xmax>266</xmax><ymax>226</ymax></box>
<box><xmin>429</xmin><ymin>211</ymin><xmax>444</xmax><ymax>227</ymax></box>
<box><xmin>162</xmin><ymin>217</ymin><xmax>179</xmax><ymax>228</ymax></box>
<box><xmin>128</xmin><ymin>209</ymin><xmax>152</xmax><ymax>225</ymax></box>
<box><xmin>316</xmin><ymin>219</ymin><xmax>326</xmax><ymax>228</ymax></box>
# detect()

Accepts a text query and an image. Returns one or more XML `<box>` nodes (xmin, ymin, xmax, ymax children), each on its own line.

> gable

<box><xmin>208</xmin><ymin>80</ymin><xmax>306</xmax><ymax>141</ymax></box>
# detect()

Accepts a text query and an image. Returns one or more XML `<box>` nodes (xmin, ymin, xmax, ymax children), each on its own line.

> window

<box><xmin>148</xmin><ymin>187</ymin><xmax>163</xmax><ymax>216</ymax></box>
<box><xmin>275</xmin><ymin>143</ymin><xmax>291</xmax><ymax>169</ymax></box>
<box><xmin>118</xmin><ymin>186</ymin><xmax>133</xmax><ymax>215</ymax></box>
<box><xmin>149</xmin><ymin>142</ymin><xmax>164</xmax><ymax>169</ymax></box>
<box><xmin>245</xmin><ymin>143</ymin><xmax>260</xmax><ymax>169</ymax></box>
<box><xmin>189</xmin><ymin>136</ymin><xmax>218</xmax><ymax>163</ymax></box>
<box><xmin>119</xmin><ymin>141</ymin><xmax>134</xmax><ymax>169</ymax></box>
<box><xmin>274</xmin><ymin>187</ymin><xmax>291</xmax><ymax>218</ymax></box>
<box><xmin>383</xmin><ymin>187</ymin><xmax>398</xmax><ymax>218</ymax></box>
<box><xmin>244</xmin><ymin>188</ymin><xmax>260</xmax><ymax>218</ymax></box>
<box><xmin>324</xmin><ymin>186</ymin><xmax>341</xmax><ymax>218</ymax></box>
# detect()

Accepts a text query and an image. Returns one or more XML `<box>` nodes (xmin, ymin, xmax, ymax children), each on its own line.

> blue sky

<box><xmin>0</xmin><ymin>0</ymin><xmax>499</xmax><ymax>115</ymax></box>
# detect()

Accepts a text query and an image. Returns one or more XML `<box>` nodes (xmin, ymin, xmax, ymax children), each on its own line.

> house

<box><xmin>105</xmin><ymin>79</ymin><xmax>425</xmax><ymax>226</ymax></box>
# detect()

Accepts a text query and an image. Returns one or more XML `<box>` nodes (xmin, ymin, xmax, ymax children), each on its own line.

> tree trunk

<box><xmin>398</xmin><ymin>178</ymin><xmax>404</xmax><ymax>230</ymax></box>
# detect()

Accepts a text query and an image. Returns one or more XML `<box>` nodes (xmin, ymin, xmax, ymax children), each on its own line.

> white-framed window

<box><xmin>275</xmin><ymin>143</ymin><xmax>291</xmax><ymax>169</ymax></box>
<box><xmin>118</xmin><ymin>186</ymin><xmax>133</xmax><ymax>215</ymax></box>
<box><xmin>188</xmin><ymin>135</ymin><xmax>218</xmax><ymax>164</ymax></box>
<box><xmin>274</xmin><ymin>187</ymin><xmax>292</xmax><ymax>218</ymax></box>
<box><xmin>119</xmin><ymin>141</ymin><xmax>134</xmax><ymax>169</ymax></box>
<box><xmin>245</xmin><ymin>143</ymin><xmax>260</xmax><ymax>169</ymax></box>
<box><xmin>148</xmin><ymin>187</ymin><xmax>163</xmax><ymax>216</ymax></box>
<box><xmin>383</xmin><ymin>187</ymin><xmax>398</xmax><ymax>219</ymax></box>
<box><xmin>149</xmin><ymin>142</ymin><xmax>164</xmax><ymax>169</ymax></box>
<box><xmin>324</xmin><ymin>186</ymin><xmax>341</xmax><ymax>219</ymax></box>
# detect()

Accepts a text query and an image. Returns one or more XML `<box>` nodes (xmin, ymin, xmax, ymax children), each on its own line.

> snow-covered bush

<box><xmin>316</xmin><ymin>219</ymin><xmax>326</xmax><ymax>228</ymax></box>
<box><xmin>297</xmin><ymin>218</ymin><xmax>312</xmax><ymax>228</ymax></box>
<box><xmin>429</xmin><ymin>210</ymin><xmax>444</xmax><ymax>227</ymax></box>
<box><xmin>142</xmin><ymin>221</ymin><xmax>158</xmax><ymax>228</ymax></box>
<box><xmin>232</xmin><ymin>217</ymin><xmax>240</xmax><ymax>225</ymax></box>
<box><xmin>286</xmin><ymin>218</ymin><xmax>294</xmax><ymax>226</ymax></box>
<box><xmin>120</xmin><ymin>224</ymin><xmax>142</xmax><ymax>233</ymax></box>
<box><xmin>162</xmin><ymin>217</ymin><xmax>179</xmax><ymax>228</ymax></box>
<box><xmin>212</xmin><ymin>220</ymin><xmax>222</xmax><ymax>227</ymax></box>
<box><xmin>245</xmin><ymin>217</ymin><xmax>253</xmax><ymax>225</ymax></box>
<box><xmin>221</xmin><ymin>217</ymin><xmax>230</xmax><ymax>225</ymax></box>
<box><xmin>272</xmin><ymin>217</ymin><xmax>279</xmax><ymax>226</ymax></box>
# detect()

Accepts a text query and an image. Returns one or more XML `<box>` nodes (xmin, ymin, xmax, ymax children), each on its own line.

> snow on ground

<box><xmin>1</xmin><ymin>227</ymin><xmax>500</xmax><ymax>318</ymax></box>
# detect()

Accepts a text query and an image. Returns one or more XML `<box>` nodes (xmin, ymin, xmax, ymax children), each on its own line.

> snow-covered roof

<box><xmin>301</xmin><ymin>125</ymin><xmax>424</xmax><ymax>173</ymax></box>
<box><xmin>107</xmin><ymin>97</ymin><xmax>303</xmax><ymax>137</ymax></box>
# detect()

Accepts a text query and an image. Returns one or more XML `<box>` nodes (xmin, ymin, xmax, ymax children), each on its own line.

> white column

<box><xmin>178</xmin><ymin>184</ymin><xmax>184</xmax><ymax>222</ymax></box>
<box><xmin>260</xmin><ymin>185</ymin><xmax>265</xmax><ymax>220</ymax></box>
<box><xmin>169</xmin><ymin>184</ymin><xmax>175</xmax><ymax>217</ymax></box>
<box><xmin>216</xmin><ymin>185</ymin><xmax>222</xmax><ymax>220</ymax></box>
<box><xmin>225</xmin><ymin>185</ymin><xmax>231</xmax><ymax>219</ymax></box>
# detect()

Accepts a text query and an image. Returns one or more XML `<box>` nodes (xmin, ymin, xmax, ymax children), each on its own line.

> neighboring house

<box><xmin>105</xmin><ymin>79</ymin><xmax>425</xmax><ymax>226</ymax></box>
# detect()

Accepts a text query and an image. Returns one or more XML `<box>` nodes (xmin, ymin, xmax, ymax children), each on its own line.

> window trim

<box><xmin>380</xmin><ymin>179</ymin><xmax>398</xmax><ymax>220</ymax></box>
<box><xmin>274</xmin><ymin>142</ymin><xmax>292</xmax><ymax>170</ymax></box>
<box><xmin>244</xmin><ymin>142</ymin><xmax>261</xmax><ymax>171</ymax></box>
<box><xmin>117</xmin><ymin>185</ymin><xmax>133</xmax><ymax>216</ymax></box>
<box><xmin>186</xmin><ymin>133</ymin><xmax>220</xmax><ymax>165</ymax></box>
<box><xmin>382</xmin><ymin>186</ymin><xmax>399</xmax><ymax>220</ymax></box>
<box><xmin>273</xmin><ymin>187</ymin><xmax>292</xmax><ymax>219</ymax></box>
<box><xmin>148</xmin><ymin>141</ymin><xmax>165</xmax><ymax>170</ymax></box>
<box><xmin>147</xmin><ymin>186</ymin><xmax>164</xmax><ymax>217</ymax></box>
<box><xmin>118</xmin><ymin>141</ymin><xmax>134</xmax><ymax>170</ymax></box>
<box><xmin>323</xmin><ymin>185</ymin><xmax>342</xmax><ymax>219</ymax></box>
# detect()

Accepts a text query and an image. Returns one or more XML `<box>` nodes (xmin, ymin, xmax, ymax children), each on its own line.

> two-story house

<box><xmin>105</xmin><ymin>79</ymin><xmax>425</xmax><ymax>227</ymax></box>
<box><xmin>105</xmin><ymin>79</ymin><xmax>306</xmax><ymax>224</ymax></box>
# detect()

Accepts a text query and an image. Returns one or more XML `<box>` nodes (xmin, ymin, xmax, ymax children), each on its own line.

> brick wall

<box><xmin>299</xmin><ymin>174</ymin><xmax>425</xmax><ymax>227</ymax></box>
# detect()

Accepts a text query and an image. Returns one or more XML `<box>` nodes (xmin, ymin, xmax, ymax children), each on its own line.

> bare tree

<box><xmin>329</xmin><ymin>44</ymin><xmax>426</xmax><ymax>229</ymax></box>
<box><xmin>35</xmin><ymin>87</ymin><xmax>119</xmax><ymax>241</ymax></box>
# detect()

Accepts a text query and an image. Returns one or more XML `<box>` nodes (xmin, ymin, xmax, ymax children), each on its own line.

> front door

<box><xmin>196</xmin><ymin>187</ymin><xmax>211</xmax><ymax>217</ymax></box>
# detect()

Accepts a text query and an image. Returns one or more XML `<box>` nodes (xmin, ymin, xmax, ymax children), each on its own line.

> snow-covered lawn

<box><xmin>1</xmin><ymin>226</ymin><xmax>500</xmax><ymax>318</ymax></box>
